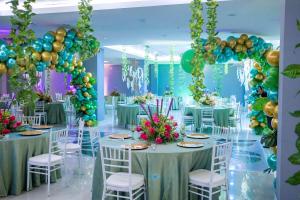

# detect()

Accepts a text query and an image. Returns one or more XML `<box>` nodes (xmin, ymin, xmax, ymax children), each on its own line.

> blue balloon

<box><xmin>6</xmin><ymin>58</ymin><xmax>16</xmax><ymax>68</ymax></box>
<box><xmin>67</xmin><ymin>54</ymin><xmax>74</xmax><ymax>63</ymax></box>
<box><xmin>64</xmin><ymin>38</ymin><xmax>73</xmax><ymax>49</ymax></box>
<box><xmin>91</xmin><ymin>114</ymin><xmax>96</xmax><ymax>120</ymax></box>
<box><xmin>226</xmin><ymin>36</ymin><xmax>236</xmax><ymax>42</ymax></box>
<box><xmin>213</xmin><ymin>46</ymin><xmax>222</xmax><ymax>56</ymax></box>
<box><xmin>249</xmin><ymin>35</ymin><xmax>258</xmax><ymax>45</ymax></box>
<box><xmin>36</xmin><ymin>39</ymin><xmax>44</xmax><ymax>46</ymax></box>
<box><xmin>43</xmin><ymin>42</ymin><xmax>53</xmax><ymax>51</ymax></box>
<box><xmin>83</xmin><ymin>115</ymin><xmax>90</xmax><ymax>121</ymax></box>
<box><xmin>0</xmin><ymin>50</ymin><xmax>8</xmax><ymax>61</ymax></box>
<box><xmin>58</xmin><ymin>57</ymin><xmax>64</xmax><ymax>65</ymax></box>
<box><xmin>33</xmin><ymin>43</ymin><xmax>43</xmax><ymax>52</ymax></box>
<box><xmin>224</xmin><ymin>47</ymin><xmax>234</xmax><ymax>58</ymax></box>
<box><xmin>66</xmin><ymin>30</ymin><xmax>76</xmax><ymax>39</ymax></box>
<box><xmin>59</xmin><ymin>50</ymin><xmax>67</xmax><ymax>60</ymax></box>
<box><xmin>268</xmin><ymin>91</ymin><xmax>278</xmax><ymax>102</ymax></box>
<box><xmin>43</xmin><ymin>33</ymin><xmax>55</xmax><ymax>43</ymax></box>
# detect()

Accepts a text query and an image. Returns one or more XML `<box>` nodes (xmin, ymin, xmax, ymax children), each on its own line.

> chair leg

<box><xmin>208</xmin><ymin>187</ymin><xmax>212</xmax><ymax>200</ymax></box>
<box><xmin>47</xmin><ymin>166</ymin><xmax>51</xmax><ymax>196</ymax></box>
<box><xmin>27</xmin><ymin>163</ymin><xmax>30</xmax><ymax>191</ymax></box>
<box><xmin>102</xmin><ymin>187</ymin><xmax>106</xmax><ymax>200</ymax></box>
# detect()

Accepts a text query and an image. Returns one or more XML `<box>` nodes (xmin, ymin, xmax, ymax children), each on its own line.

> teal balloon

<box><xmin>33</xmin><ymin>43</ymin><xmax>43</xmax><ymax>52</ymax></box>
<box><xmin>267</xmin><ymin>154</ymin><xmax>277</xmax><ymax>171</ymax></box>
<box><xmin>181</xmin><ymin>49</ymin><xmax>195</xmax><ymax>74</ymax></box>
<box><xmin>43</xmin><ymin>42</ymin><xmax>53</xmax><ymax>51</ymax></box>
<box><xmin>83</xmin><ymin>115</ymin><xmax>90</xmax><ymax>121</ymax></box>
<box><xmin>213</xmin><ymin>46</ymin><xmax>222</xmax><ymax>56</ymax></box>
<box><xmin>249</xmin><ymin>35</ymin><xmax>258</xmax><ymax>45</ymax></box>
<box><xmin>59</xmin><ymin>50</ymin><xmax>67</xmax><ymax>60</ymax></box>
<box><xmin>43</xmin><ymin>33</ymin><xmax>55</xmax><ymax>43</ymax></box>
<box><xmin>6</xmin><ymin>58</ymin><xmax>16</xmax><ymax>68</ymax></box>
<box><xmin>0</xmin><ymin>50</ymin><xmax>8</xmax><ymax>61</ymax></box>
<box><xmin>36</xmin><ymin>39</ymin><xmax>44</xmax><ymax>46</ymax></box>
<box><xmin>64</xmin><ymin>38</ymin><xmax>73</xmax><ymax>49</ymax></box>
<box><xmin>67</xmin><ymin>30</ymin><xmax>76</xmax><ymax>39</ymax></box>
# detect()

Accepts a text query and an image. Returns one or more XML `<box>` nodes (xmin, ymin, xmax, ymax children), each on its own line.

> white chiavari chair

<box><xmin>201</xmin><ymin>108</ymin><xmax>215</xmax><ymax>127</ymax></box>
<box><xmin>34</xmin><ymin>101</ymin><xmax>47</xmax><ymax>124</ymax></box>
<box><xmin>21</xmin><ymin>115</ymin><xmax>41</xmax><ymax>126</ymax></box>
<box><xmin>228</xmin><ymin>102</ymin><xmax>242</xmax><ymax>132</ymax></box>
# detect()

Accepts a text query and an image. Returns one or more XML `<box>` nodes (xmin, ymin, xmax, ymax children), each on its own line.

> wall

<box><xmin>277</xmin><ymin>0</ymin><xmax>300</xmax><ymax>199</ymax></box>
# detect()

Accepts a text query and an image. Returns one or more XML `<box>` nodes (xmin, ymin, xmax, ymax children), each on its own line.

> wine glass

<box><xmin>130</xmin><ymin>124</ymin><xmax>136</xmax><ymax>140</ymax></box>
<box><xmin>180</xmin><ymin>124</ymin><xmax>186</xmax><ymax>142</ymax></box>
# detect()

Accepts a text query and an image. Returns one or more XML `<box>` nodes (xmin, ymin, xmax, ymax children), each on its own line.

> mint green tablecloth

<box><xmin>185</xmin><ymin>106</ymin><xmax>234</xmax><ymax>128</ymax></box>
<box><xmin>92</xmin><ymin>136</ymin><xmax>218</xmax><ymax>200</ymax></box>
<box><xmin>24</xmin><ymin>103</ymin><xmax>66</xmax><ymax>125</ymax></box>
<box><xmin>0</xmin><ymin>129</ymin><xmax>62</xmax><ymax>197</ymax></box>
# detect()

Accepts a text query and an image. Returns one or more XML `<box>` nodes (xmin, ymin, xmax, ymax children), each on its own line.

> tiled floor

<box><xmin>3</xmin><ymin>110</ymin><xmax>276</xmax><ymax>200</ymax></box>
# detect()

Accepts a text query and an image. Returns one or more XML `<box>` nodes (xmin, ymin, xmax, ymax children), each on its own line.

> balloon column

<box><xmin>0</xmin><ymin>27</ymin><xmax>99</xmax><ymax>126</ymax></box>
<box><xmin>181</xmin><ymin>34</ymin><xmax>279</xmax><ymax>135</ymax></box>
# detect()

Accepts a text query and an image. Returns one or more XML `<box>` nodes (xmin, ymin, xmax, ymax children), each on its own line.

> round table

<box><xmin>184</xmin><ymin>105</ymin><xmax>234</xmax><ymax>128</ymax></box>
<box><xmin>0</xmin><ymin>128</ymin><xmax>62</xmax><ymax>197</ymax></box>
<box><xmin>23</xmin><ymin>102</ymin><xmax>66</xmax><ymax>125</ymax></box>
<box><xmin>92</xmin><ymin>136</ymin><xmax>218</xmax><ymax>200</ymax></box>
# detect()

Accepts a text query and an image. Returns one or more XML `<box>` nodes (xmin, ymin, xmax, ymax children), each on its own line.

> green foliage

<box><xmin>261</xmin><ymin>128</ymin><xmax>277</xmax><ymax>148</ymax></box>
<box><xmin>288</xmin><ymin>153</ymin><xmax>300</xmax><ymax>165</ymax></box>
<box><xmin>282</xmin><ymin>64</ymin><xmax>300</xmax><ymax>79</ymax></box>
<box><xmin>287</xmin><ymin>171</ymin><xmax>300</xmax><ymax>185</ymax></box>
<box><xmin>7</xmin><ymin>0</ymin><xmax>38</xmax><ymax>107</ymax></box>
<box><xmin>290</xmin><ymin>111</ymin><xmax>300</xmax><ymax>118</ymax></box>
<box><xmin>252</xmin><ymin>97</ymin><xmax>269</xmax><ymax>111</ymax></box>
<box><xmin>77</xmin><ymin>0</ymin><xmax>100</xmax><ymax>61</ymax></box>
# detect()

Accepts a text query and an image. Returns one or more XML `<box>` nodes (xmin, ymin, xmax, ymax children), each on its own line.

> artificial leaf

<box><xmin>296</xmin><ymin>138</ymin><xmax>300</xmax><ymax>151</ymax></box>
<box><xmin>297</xmin><ymin>19</ymin><xmax>300</xmax><ymax>31</ymax></box>
<box><xmin>290</xmin><ymin>111</ymin><xmax>300</xmax><ymax>118</ymax></box>
<box><xmin>252</xmin><ymin>97</ymin><xmax>269</xmax><ymax>111</ymax></box>
<box><xmin>295</xmin><ymin>123</ymin><xmax>300</xmax><ymax>136</ymax></box>
<box><xmin>282</xmin><ymin>64</ymin><xmax>300</xmax><ymax>79</ymax></box>
<box><xmin>295</xmin><ymin>43</ymin><xmax>300</xmax><ymax>49</ymax></box>
<box><xmin>287</xmin><ymin>171</ymin><xmax>300</xmax><ymax>185</ymax></box>
<box><xmin>288</xmin><ymin>153</ymin><xmax>300</xmax><ymax>165</ymax></box>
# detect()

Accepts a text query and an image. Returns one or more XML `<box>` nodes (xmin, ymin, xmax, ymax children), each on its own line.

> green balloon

<box><xmin>181</xmin><ymin>49</ymin><xmax>205</xmax><ymax>74</ymax></box>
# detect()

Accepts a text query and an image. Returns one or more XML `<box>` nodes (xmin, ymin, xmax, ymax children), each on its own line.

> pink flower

<box><xmin>136</xmin><ymin>126</ymin><xmax>142</xmax><ymax>132</ymax></box>
<box><xmin>152</xmin><ymin>114</ymin><xmax>160</xmax><ymax>123</ymax></box>
<box><xmin>149</xmin><ymin>127</ymin><xmax>155</xmax><ymax>135</ymax></box>
<box><xmin>170</xmin><ymin>116</ymin><xmax>174</xmax><ymax>120</ymax></box>
<box><xmin>164</xmin><ymin>132</ymin><xmax>170</xmax><ymax>139</ymax></box>
<box><xmin>155</xmin><ymin>137</ymin><xmax>163</xmax><ymax>144</ymax></box>
<box><xmin>173</xmin><ymin>122</ymin><xmax>178</xmax><ymax>127</ymax></box>
<box><xmin>140</xmin><ymin>133</ymin><xmax>148</xmax><ymax>140</ymax></box>
<box><xmin>9</xmin><ymin>116</ymin><xmax>16</xmax><ymax>121</ymax></box>
<box><xmin>16</xmin><ymin>121</ymin><xmax>22</xmax><ymax>126</ymax></box>
<box><xmin>164</xmin><ymin>124</ymin><xmax>172</xmax><ymax>132</ymax></box>
<box><xmin>3</xmin><ymin>119</ymin><xmax>9</xmax><ymax>125</ymax></box>
<box><xmin>13</xmin><ymin>123</ymin><xmax>18</xmax><ymax>129</ymax></box>
<box><xmin>2</xmin><ymin>129</ymin><xmax>10</xmax><ymax>135</ymax></box>
<box><xmin>174</xmin><ymin>132</ymin><xmax>179</xmax><ymax>139</ymax></box>
<box><xmin>144</xmin><ymin>120</ymin><xmax>151</xmax><ymax>127</ymax></box>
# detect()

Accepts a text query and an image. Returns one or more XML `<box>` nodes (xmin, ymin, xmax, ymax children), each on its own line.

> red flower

<box><xmin>136</xmin><ymin>126</ymin><xmax>142</xmax><ymax>132</ymax></box>
<box><xmin>9</xmin><ymin>116</ymin><xmax>16</xmax><ymax>121</ymax></box>
<box><xmin>3</xmin><ymin>119</ymin><xmax>9</xmax><ymax>125</ymax></box>
<box><xmin>155</xmin><ymin>137</ymin><xmax>163</xmax><ymax>144</ymax></box>
<box><xmin>173</xmin><ymin>122</ymin><xmax>178</xmax><ymax>127</ymax></box>
<box><xmin>2</xmin><ymin>129</ymin><xmax>11</xmax><ymax>135</ymax></box>
<box><xmin>16</xmin><ymin>121</ymin><xmax>22</xmax><ymax>126</ymax></box>
<box><xmin>140</xmin><ymin>133</ymin><xmax>148</xmax><ymax>140</ymax></box>
<box><xmin>164</xmin><ymin>124</ymin><xmax>172</xmax><ymax>132</ymax></box>
<box><xmin>164</xmin><ymin>132</ymin><xmax>170</xmax><ymax>139</ymax></box>
<box><xmin>13</xmin><ymin>123</ymin><xmax>18</xmax><ymax>129</ymax></box>
<box><xmin>152</xmin><ymin>114</ymin><xmax>160</xmax><ymax>123</ymax></box>
<box><xmin>144</xmin><ymin>120</ymin><xmax>151</xmax><ymax>127</ymax></box>
<box><xmin>174</xmin><ymin>132</ymin><xmax>179</xmax><ymax>139</ymax></box>
<box><xmin>149</xmin><ymin>127</ymin><xmax>155</xmax><ymax>135</ymax></box>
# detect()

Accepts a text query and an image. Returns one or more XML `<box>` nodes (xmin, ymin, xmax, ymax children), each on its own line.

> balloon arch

<box><xmin>181</xmin><ymin>34</ymin><xmax>279</xmax><ymax>135</ymax></box>
<box><xmin>0</xmin><ymin>27</ymin><xmax>99</xmax><ymax>126</ymax></box>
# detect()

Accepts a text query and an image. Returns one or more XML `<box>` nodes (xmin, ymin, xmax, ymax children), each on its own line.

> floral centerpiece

<box><xmin>201</xmin><ymin>95</ymin><xmax>216</xmax><ymax>106</ymax></box>
<box><xmin>135</xmin><ymin>98</ymin><xmax>179</xmax><ymax>144</ymax></box>
<box><xmin>133</xmin><ymin>96</ymin><xmax>147</xmax><ymax>104</ymax></box>
<box><xmin>110</xmin><ymin>90</ymin><xmax>120</xmax><ymax>97</ymax></box>
<box><xmin>36</xmin><ymin>91</ymin><xmax>52</xmax><ymax>103</ymax></box>
<box><xmin>144</xmin><ymin>92</ymin><xmax>154</xmax><ymax>101</ymax></box>
<box><xmin>0</xmin><ymin>110</ymin><xmax>22</xmax><ymax>138</ymax></box>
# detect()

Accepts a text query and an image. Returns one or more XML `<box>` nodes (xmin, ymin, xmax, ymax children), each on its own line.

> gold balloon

<box><xmin>266</xmin><ymin>50</ymin><xmax>280</xmax><ymax>67</ymax></box>
<box><xmin>69</xmin><ymin>66</ymin><xmax>74</xmax><ymax>71</ymax></box>
<box><xmin>264</xmin><ymin>101</ymin><xmax>276</xmax><ymax>117</ymax></box>
<box><xmin>51</xmin><ymin>52</ymin><xmax>58</xmax><ymax>62</ymax></box>
<box><xmin>251</xmin><ymin>120</ymin><xmax>259</xmax><ymax>127</ymax></box>
<box><xmin>83</xmin><ymin>92</ymin><xmax>89</xmax><ymax>97</ymax></box>
<box><xmin>251</xmin><ymin>116</ymin><xmax>256</xmax><ymax>120</ymax></box>
<box><xmin>255</xmin><ymin>73</ymin><xmax>264</xmax><ymax>81</ymax></box>
<box><xmin>248</xmin><ymin>105</ymin><xmax>252</xmax><ymax>111</ymax></box>
<box><xmin>86</xmin><ymin>72</ymin><xmax>92</xmax><ymax>78</ymax></box>
<box><xmin>77</xmin><ymin>31</ymin><xmax>83</xmax><ymax>39</ymax></box>
<box><xmin>53</xmin><ymin>41</ymin><xmax>64</xmax><ymax>52</ymax></box>
<box><xmin>86</xmin><ymin>83</ymin><xmax>92</xmax><ymax>88</ymax></box>
<box><xmin>216</xmin><ymin>37</ymin><xmax>222</xmax><ymax>45</ymax></box>
<box><xmin>29</xmin><ymin>64</ymin><xmax>35</xmax><ymax>70</ymax></box>
<box><xmin>245</xmin><ymin>40</ymin><xmax>253</xmax><ymax>48</ymax></box>
<box><xmin>81</xmin><ymin>106</ymin><xmax>86</xmax><ymax>111</ymax></box>
<box><xmin>254</xmin><ymin>62</ymin><xmax>262</xmax><ymax>71</ymax></box>
<box><xmin>77</xmin><ymin>60</ymin><xmax>83</xmax><ymax>67</ymax></box>
<box><xmin>240</xmin><ymin>34</ymin><xmax>248</xmax><ymax>41</ymax></box>
<box><xmin>86</xmin><ymin>120</ymin><xmax>93</xmax><ymax>126</ymax></box>
<box><xmin>235</xmin><ymin>44</ymin><xmax>243</xmax><ymax>53</ymax></box>
<box><xmin>237</xmin><ymin>38</ymin><xmax>244</xmax><ymax>45</ymax></box>
<box><xmin>220</xmin><ymin>41</ymin><xmax>227</xmax><ymax>48</ymax></box>
<box><xmin>228</xmin><ymin>39</ymin><xmax>236</xmax><ymax>49</ymax></box>
<box><xmin>64</xmin><ymin>62</ymin><xmax>69</xmax><ymax>68</ymax></box>
<box><xmin>274</xmin><ymin>105</ymin><xmax>278</xmax><ymax>118</ymax></box>
<box><xmin>242</xmin><ymin>45</ymin><xmax>248</xmax><ymax>53</ymax></box>
<box><xmin>41</xmin><ymin>52</ymin><xmax>52</xmax><ymax>62</ymax></box>
<box><xmin>83</xmin><ymin>76</ymin><xmax>89</xmax><ymax>83</ymax></box>
<box><xmin>260</xmin><ymin>123</ymin><xmax>266</xmax><ymax>128</ymax></box>
<box><xmin>50</xmin><ymin>65</ymin><xmax>56</xmax><ymax>70</ymax></box>
<box><xmin>32</xmin><ymin>52</ymin><xmax>41</xmax><ymax>61</ymax></box>
<box><xmin>16</xmin><ymin>58</ymin><xmax>26</xmax><ymax>66</ymax></box>
<box><xmin>0</xmin><ymin>63</ymin><xmax>7</xmax><ymax>74</ymax></box>
<box><xmin>271</xmin><ymin>118</ymin><xmax>278</xmax><ymax>129</ymax></box>
<box><xmin>55</xmin><ymin>33</ymin><xmax>65</xmax><ymax>42</ymax></box>
<box><xmin>56</xmin><ymin>27</ymin><xmax>66</xmax><ymax>37</ymax></box>
<box><xmin>49</xmin><ymin>31</ymin><xmax>56</xmax><ymax>36</ymax></box>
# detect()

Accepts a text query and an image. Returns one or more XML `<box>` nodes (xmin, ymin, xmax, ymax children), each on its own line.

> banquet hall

<box><xmin>0</xmin><ymin>0</ymin><xmax>299</xmax><ymax>200</ymax></box>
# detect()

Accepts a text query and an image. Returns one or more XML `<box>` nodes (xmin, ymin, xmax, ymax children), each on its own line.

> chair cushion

<box><xmin>28</xmin><ymin>154</ymin><xmax>63</xmax><ymax>166</ymax></box>
<box><xmin>106</xmin><ymin>172</ymin><xmax>144</xmax><ymax>192</ymax></box>
<box><xmin>189</xmin><ymin>169</ymin><xmax>225</xmax><ymax>187</ymax></box>
<box><xmin>60</xmin><ymin>143</ymin><xmax>81</xmax><ymax>153</ymax></box>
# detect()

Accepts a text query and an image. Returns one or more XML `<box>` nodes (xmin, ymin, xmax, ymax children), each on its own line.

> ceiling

<box><xmin>0</xmin><ymin>0</ymin><xmax>281</xmax><ymax>63</ymax></box>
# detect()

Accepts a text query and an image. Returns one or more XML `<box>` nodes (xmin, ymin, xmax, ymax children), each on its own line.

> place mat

<box><xmin>187</xmin><ymin>133</ymin><xmax>210</xmax><ymax>139</ymax></box>
<box><xmin>122</xmin><ymin>143</ymin><xmax>148</xmax><ymax>150</ymax></box>
<box><xmin>109</xmin><ymin>134</ymin><xmax>131</xmax><ymax>139</ymax></box>
<box><xmin>177</xmin><ymin>141</ymin><xmax>204</xmax><ymax>148</ymax></box>
<box><xmin>18</xmin><ymin>130</ymin><xmax>44</xmax><ymax>136</ymax></box>
<box><xmin>31</xmin><ymin>125</ymin><xmax>53</xmax><ymax>129</ymax></box>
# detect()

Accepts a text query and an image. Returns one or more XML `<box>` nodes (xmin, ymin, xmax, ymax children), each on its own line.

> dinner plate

<box><xmin>31</xmin><ymin>125</ymin><xmax>53</xmax><ymax>129</ymax></box>
<box><xmin>19</xmin><ymin>130</ymin><xmax>44</xmax><ymax>136</ymax></box>
<box><xmin>122</xmin><ymin>143</ymin><xmax>148</xmax><ymax>150</ymax></box>
<box><xmin>187</xmin><ymin>133</ymin><xmax>210</xmax><ymax>139</ymax></box>
<box><xmin>109</xmin><ymin>134</ymin><xmax>131</xmax><ymax>139</ymax></box>
<box><xmin>177</xmin><ymin>141</ymin><xmax>204</xmax><ymax>148</ymax></box>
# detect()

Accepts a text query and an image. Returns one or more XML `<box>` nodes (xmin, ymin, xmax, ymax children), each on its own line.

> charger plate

<box><xmin>19</xmin><ymin>130</ymin><xmax>44</xmax><ymax>136</ymax></box>
<box><xmin>177</xmin><ymin>141</ymin><xmax>204</xmax><ymax>148</ymax></box>
<box><xmin>109</xmin><ymin>134</ymin><xmax>131</xmax><ymax>139</ymax></box>
<box><xmin>187</xmin><ymin>133</ymin><xmax>210</xmax><ymax>139</ymax></box>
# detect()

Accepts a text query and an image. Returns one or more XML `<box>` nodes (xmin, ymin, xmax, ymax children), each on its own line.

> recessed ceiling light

<box><xmin>228</xmin><ymin>13</ymin><xmax>236</xmax><ymax>17</ymax></box>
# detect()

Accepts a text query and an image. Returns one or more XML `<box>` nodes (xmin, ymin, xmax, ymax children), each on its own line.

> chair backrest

<box><xmin>212</xmin><ymin>126</ymin><xmax>230</xmax><ymax>141</ymax></box>
<box><xmin>35</xmin><ymin>101</ymin><xmax>45</xmax><ymax>112</ymax></box>
<box><xmin>49</xmin><ymin>128</ymin><xmax>68</xmax><ymax>156</ymax></box>
<box><xmin>77</xmin><ymin>118</ymin><xmax>85</xmax><ymax>146</ymax></box>
<box><xmin>201</xmin><ymin>108</ymin><xmax>214</xmax><ymax>119</ymax></box>
<box><xmin>100</xmin><ymin>144</ymin><xmax>132</xmax><ymax>187</ymax></box>
<box><xmin>55</xmin><ymin>93</ymin><xmax>63</xmax><ymax>101</ymax></box>
<box><xmin>21</xmin><ymin>115</ymin><xmax>41</xmax><ymax>126</ymax></box>
<box><xmin>210</xmin><ymin>142</ymin><xmax>232</xmax><ymax>179</ymax></box>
